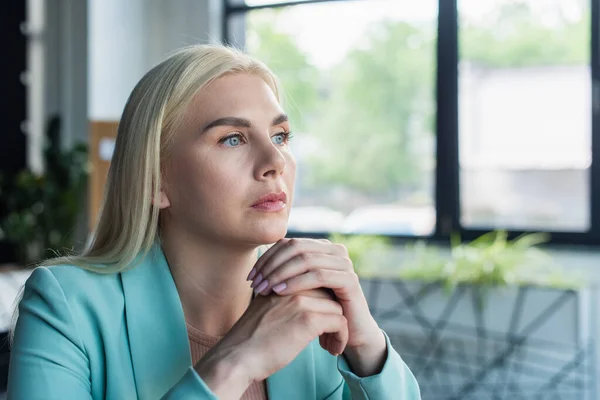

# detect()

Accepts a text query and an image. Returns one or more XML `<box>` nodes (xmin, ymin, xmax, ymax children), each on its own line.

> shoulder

<box><xmin>30</xmin><ymin>264</ymin><xmax>123</xmax><ymax>300</ymax></box>
<box><xmin>22</xmin><ymin>265</ymin><xmax>125</xmax><ymax>328</ymax></box>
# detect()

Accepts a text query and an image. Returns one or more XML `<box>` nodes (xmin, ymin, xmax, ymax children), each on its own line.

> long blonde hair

<box><xmin>54</xmin><ymin>44</ymin><xmax>280</xmax><ymax>272</ymax></box>
<box><xmin>9</xmin><ymin>44</ymin><xmax>281</xmax><ymax>342</ymax></box>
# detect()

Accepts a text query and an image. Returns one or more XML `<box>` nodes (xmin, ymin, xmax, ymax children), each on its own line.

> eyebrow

<box><xmin>201</xmin><ymin>114</ymin><xmax>289</xmax><ymax>134</ymax></box>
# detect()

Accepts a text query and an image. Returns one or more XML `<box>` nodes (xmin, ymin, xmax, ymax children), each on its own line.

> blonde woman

<box><xmin>7</xmin><ymin>44</ymin><xmax>420</xmax><ymax>399</ymax></box>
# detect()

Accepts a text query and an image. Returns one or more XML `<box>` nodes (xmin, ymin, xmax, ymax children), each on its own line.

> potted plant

<box><xmin>332</xmin><ymin>231</ymin><xmax>595</xmax><ymax>399</ymax></box>
<box><xmin>0</xmin><ymin>117</ymin><xmax>88</xmax><ymax>267</ymax></box>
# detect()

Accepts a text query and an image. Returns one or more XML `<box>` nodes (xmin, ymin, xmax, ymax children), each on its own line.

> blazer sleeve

<box><xmin>160</xmin><ymin>368</ymin><xmax>218</xmax><ymax>399</ymax></box>
<box><xmin>8</xmin><ymin>267</ymin><xmax>220</xmax><ymax>400</ymax></box>
<box><xmin>337</xmin><ymin>330</ymin><xmax>421</xmax><ymax>400</ymax></box>
<box><xmin>8</xmin><ymin>267</ymin><xmax>93</xmax><ymax>400</ymax></box>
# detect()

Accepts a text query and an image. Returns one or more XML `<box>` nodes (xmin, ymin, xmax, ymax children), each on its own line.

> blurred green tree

<box><xmin>306</xmin><ymin>20</ymin><xmax>435</xmax><ymax>193</ymax></box>
<box><xmin>246</xmin><ymin>10</ymin><xmax>321</xmax><ymax>133</ymax></box>
<box><xmin>461</xmin><ymin>2</ymin><xmax>589</xmax><ymax>67</ymax></box>
<box><xmin>246</xmin><ymin>1</ymin><xmax>588</xmax><ymax>195</ymax></box>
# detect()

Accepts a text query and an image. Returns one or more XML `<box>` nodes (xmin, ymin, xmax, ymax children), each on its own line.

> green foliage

<box><xmin>461</xmin><ymin>3</ymin><xmax>589</xmax><ymax>67</ymax></box>
<box><xmin>249</xmin><ymin>3</ymin><xmax>589</xmax><ymax>195</ymax></box>
<box><xmin>247</xmin><ymin>10</ymin><xmax>321</xmax><ymax>133</ymax></box>
<box><xmin>0</xmin><ymin>141</ymin><xmax>88</xmax><ymax>266</ymax></box>
<box><xmin>328</xmin><ymin>233</ymin><xmax>393</xmax><ymax>277</ymax></box>
<box><xmin>328</xmin><ymin>231</ymin><xmax>585</xmax><ymax>310</ymax></box>
<box><xmin>399</xmin><ymin>231</ymin><xmax>585</xmax><ymax>293</ymax></box>
<box><xmin>307</xmin><ymin>21</ymin><xmax>435</xmax><ymax>193</ymax></box>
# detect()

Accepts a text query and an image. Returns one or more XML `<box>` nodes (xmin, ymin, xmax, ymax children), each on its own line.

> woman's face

<box><xmin>161</xmin><ymin>73</ymin><xmax>296</xmax><ymax>247</ymax></box>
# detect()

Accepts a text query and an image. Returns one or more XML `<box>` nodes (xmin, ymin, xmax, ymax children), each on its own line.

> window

<box><xmin>227</xmin><ymin>0</ymin><xmax>438</xmax><ymax>236</ymax></box>
<box><xmin>225</xmin><ymin>0</ymin><xmax>600</xmax><ymax>244</ymax></box>
<box><xmin>459</xmin><ymin>0</ymin><xmax>591</xmax><ymax>232</ymax></box>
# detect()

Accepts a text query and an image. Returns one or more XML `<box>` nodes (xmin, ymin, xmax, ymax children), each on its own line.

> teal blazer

<box><xmin>8</xmin><ymin>244</ymin><xmax>420</xmax><ymax>399</ymax></box>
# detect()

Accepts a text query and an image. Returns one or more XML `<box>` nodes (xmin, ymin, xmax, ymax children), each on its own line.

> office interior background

<box><xmin>1</xmin><ymin>0</ymin><xmax>600</xmax><ymax>398</ymax></box>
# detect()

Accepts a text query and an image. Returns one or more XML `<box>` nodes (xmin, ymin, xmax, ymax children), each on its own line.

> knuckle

<box><xmin>298</xmin><ymin>252</ymin><xmax>311</xmax><ymax>263</ymax></box>
<box><xmin>299</xmin><ymin>310</ymin><xmax>315</xmax><ymax>326</ymax></box>
<box><xmin>334</xmin><ymin>243</ymin><xmax>348</xmax><ymax>254</ymax></box>
<box><xmin>287</xmin><ymin>238</ymin><xmax>300</xmax><ymax>248</ymax></box>
<box><xmin>268</xmin><ymin>272</ymin><xmax>281</xmax><ymax>283</ymax></box>
<box><xmin>339</xmin><ymin>315</ymin><xmax>348</xmax><ymax>326</ymax></box>
<box><xmin>343</xmin><ymin>256</ymin><xmax>354</xmax><ymax>270</ymax></box>
<box><xmin>291</xmin><ymin>294</ymin><xmax>307</xmax><ymax>309</ymax></box>
<box><xmin>333</xmin><ymin>301</ymin><xmax>343</xmax><ymax>314</ymax></box>
<box><xmin>314</xmin><ymin>269</ymin><xmax>327</xmax><ymax>283</ymax></box>
<box><xmin>266</xmin><ymin>295</ymin><xmax>280</xmax><ymax>306</ymax></box>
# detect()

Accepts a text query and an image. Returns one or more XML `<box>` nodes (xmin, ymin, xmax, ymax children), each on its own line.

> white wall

<box><xmin>25</xmin><ymin>0</ymin><xmax>222</xmax><ymax>248</ymax></box>
<box><xmin>88</xmin><ymin>0</ymin><xmax>223</xmax><ymax>120</ymax></box>
<box><xmin>25</xmin><ymin>0</ymin><xmax>88</xmax><ymax>172</ymax></box>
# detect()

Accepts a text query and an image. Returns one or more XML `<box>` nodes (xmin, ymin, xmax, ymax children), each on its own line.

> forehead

<box><xmin>190</xmin><ymin>73</ymin><xmax>283</xmax><ymax>122</ymax></box>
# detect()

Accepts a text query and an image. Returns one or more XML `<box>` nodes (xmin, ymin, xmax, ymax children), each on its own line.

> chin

<box><xmin>246</xmin><ymin>220</ymin><xmax>289</xmax><ymax>245</ymax></box>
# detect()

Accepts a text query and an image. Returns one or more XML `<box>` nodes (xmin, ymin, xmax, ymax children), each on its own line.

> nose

<box><xmin>254</xmin><ymin>139</ymin><xmax>286</xmax><ymax>181</ymax></box>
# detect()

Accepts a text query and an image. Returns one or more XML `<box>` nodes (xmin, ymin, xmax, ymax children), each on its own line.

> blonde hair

<box><xmin>55</xmin><ymin>44</ymin><xmax>279</xmax><ymax>272</ymax></box>
<box><xmin>9</xmin><ymin>44</ymin><xmax>281</xmax><ymax>342</ymax></box>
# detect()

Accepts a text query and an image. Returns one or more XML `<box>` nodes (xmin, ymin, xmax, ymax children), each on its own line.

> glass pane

<box><xmin>459</xmin><ymin>0</ymin><xmax>591</xmax><ymax>231</ymax></box>
<box><xmin>235</xmin><ymin>0</ymin><xmax>438</xmax><ymax>235</ymax></box>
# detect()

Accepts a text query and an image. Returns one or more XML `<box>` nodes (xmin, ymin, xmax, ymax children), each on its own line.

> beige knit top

<box><xmin>187</xmin><ymin>323</ymin><xmax>268</xmax><ymax>399</ymax></box>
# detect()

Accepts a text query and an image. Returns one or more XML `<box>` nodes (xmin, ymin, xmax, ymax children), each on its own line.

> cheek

<box><xmin>168</xmin><ymin>151</ymin><xmax>211</xmax><ymax>205</ymax></box>
<box><xmin>286</xmin><ymin>153</ymin><xmax>297</xmax><ymax>177</ymax></box>
<box><xmin>180</xmin><ymin>152</ymin><xmax>243</xmax><ymax>207</ymax></box>
<box><xmin>284</xmin><ymin>152</ymin><xmax>297</xmax><ymax>190</ymax></box>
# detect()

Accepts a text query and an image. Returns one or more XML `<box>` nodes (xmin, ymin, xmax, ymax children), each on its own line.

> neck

<box><xmin>160</xmin><ymin>227</ymin><xmax>258</xmax><ymax>338</ymax></box>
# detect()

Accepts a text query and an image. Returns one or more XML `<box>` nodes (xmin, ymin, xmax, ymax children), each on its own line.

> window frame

<box><xmin>224</xmin><ymin>0</ymin><xmax>600</xmax><ymax>246</ymax></box>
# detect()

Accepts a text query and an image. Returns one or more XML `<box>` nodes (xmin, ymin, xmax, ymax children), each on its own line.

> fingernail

<box><xmin>255</xmin><ymin>280</ymin><xmax>269</xmax><ymax>294</ymax></box>
<box><xmin>246</xmin><ymin>268</ymin><xmax>257</xmax><ymax>281</ymax></box>
<box><xmin>272</xmin><ymin>282</ymin><xmax>287</xmax><ymax>293</ymax></box>
<box><xmin>250</xmin><ymin>273</ymin><xmax>263</xmax><ymax>289</ymax></box>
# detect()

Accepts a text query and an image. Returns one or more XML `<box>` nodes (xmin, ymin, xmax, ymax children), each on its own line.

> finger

<box><xmin>321</xmin><ymin>332</ymin><xmax>348</xmax><ymax>356</ymax></box>
<box><xmin>319</xmin><ymin>334</ymin><xmax>327</xmax><ymax>351</ymax></box>
<box><xmin>252</xmin><ymin>239</ymin><xmax>341</xmax><ymax>286</ymax></box>
<box><xmin>272</xmin><ymin>269</ymin><xmax>361</xmax><ymax>301</ymax></box>
<box><xmin>309</xmin><ymin>313</ymin><xmax>348</xmax><ymax>356</ymax></box>
<box><xmin>258</xmin><ymin>253</ymin><xmax>350</xmax><ymax>295</ymax></box>
<box><xmin>253</xmin><ymin>239</ymin><xmax>289</xmax><ymax>273</ymax></box>
<box><xmin>291</xmin><ymin>295</ymin><xmax>343</xmax><ymax>316</ymax></box>
<box><xmin>248</xmin><ymin>238</ymin><xmax>290</xmax><ymax>284</ymax></box>
<box><xmin>320</xmin><ymin>333</ymin><xmax>347</xmax><ymax>357</ymax></box>
<box><xmin>296</xmin><ymin>287</ymin><xmax>336</xmax><ymax>301</ymax></box>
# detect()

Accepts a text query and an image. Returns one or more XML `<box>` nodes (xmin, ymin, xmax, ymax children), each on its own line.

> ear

<box><xmin>153</xmin><ymin>189</ymin><xmax>171</xmax><ymax>209</ymax></box>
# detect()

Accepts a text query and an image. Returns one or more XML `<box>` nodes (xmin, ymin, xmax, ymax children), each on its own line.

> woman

<box><xmin>8</xmin><ymin>44</ymin><xmax>420</xmax><ymax>399</ymax></box>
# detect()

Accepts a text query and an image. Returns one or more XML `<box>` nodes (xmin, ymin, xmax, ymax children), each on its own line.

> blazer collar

<box><xmin>121</xmin><ymin>243</ymin><xmax>191</xmax><ymax>398</ymax></box>
<box><xmin>120</xmin><ymin>243</ymin><xmax>316</xmax><ymax>400</ymax></box>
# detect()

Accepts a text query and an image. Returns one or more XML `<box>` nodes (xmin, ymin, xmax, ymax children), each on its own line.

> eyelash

<box><xmin>219</xmin><ymin>131</ymin><xmax>294</xmax><ymax>146</ymax></box>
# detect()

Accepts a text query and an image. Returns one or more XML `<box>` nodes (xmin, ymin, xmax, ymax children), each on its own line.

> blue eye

<box><xmin>272</xmin><ymin>132</ymin><xmax>293</xmax><ymax>145</ymax></box>
<box><xmin>221</xmin><ymin>134</ymin><xmax>243</xmax><ymax>147</ymax></box>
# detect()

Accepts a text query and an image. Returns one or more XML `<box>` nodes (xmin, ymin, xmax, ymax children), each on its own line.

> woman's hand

<box><xmin>248</xmin><ymin>238</ymin><xmax>387</xmax><ymax>377</ymax></box>
<box><xmin>194</xmin><ymin>288</ymin><xmax>348</xmax><ymax>399</ymax></box>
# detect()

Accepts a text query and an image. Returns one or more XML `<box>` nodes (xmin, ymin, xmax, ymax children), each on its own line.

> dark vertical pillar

<box><xmin>435</xmin><ymin>0</ymin><xmax>460</xmax><ymax>239</ymax></box>
<box><xmin>0</xmin><ymin>2</ymin><xmax>28</xmax><ymax>264</ymax></box>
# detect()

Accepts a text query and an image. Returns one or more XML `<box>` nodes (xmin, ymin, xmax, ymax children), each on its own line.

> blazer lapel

<box><xmin>120</xmin><ymin>243</ymin><xmax>317</xmax><ymax>399</ymax></box>
<box><xmin>121</xmin><ymin>243</ymin><xmax>191</xmax><ymax>399</ymax></box>
<box><xmin>266</xmin><ymin>342</ymin><xmax>317</xmax><ymax>400</ymax></box>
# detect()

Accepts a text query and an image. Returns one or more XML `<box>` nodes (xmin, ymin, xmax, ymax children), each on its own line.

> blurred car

<box><xmin>287</xmin><ymin>206</ymin><xmax>345</xmax><ymax>233</ymax></box>
<box><xmin>341</xmin><ymin>204</ymin><xmax>435</xmax><ymax>236</ymax></box>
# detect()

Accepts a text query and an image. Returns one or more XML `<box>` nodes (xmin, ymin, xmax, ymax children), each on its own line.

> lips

<box><xmin>252</xmin><ymin>192</ymin><xmax>287</xmax><ymax>207</ymax></box>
